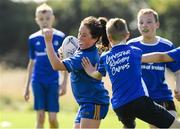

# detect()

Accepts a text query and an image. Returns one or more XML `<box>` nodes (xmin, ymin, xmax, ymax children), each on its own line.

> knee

<box><xmin>49</xmin><ymin>116</ymin><xmax>57</xmax><ymax>125</ymax></box>
<box><xmin>169</xmin><ymin>119</ymin><xmax>180</xmax><ymax>128</ymax></box>
<box><xmin>73</xmin><ymin>123</ymin><xmax>80</xmax><ymax>129</ymax></box>
<box><xmin>37</xmin><ymin>112</ymin><xmax>45</xmax><ymax>124</ymax></box>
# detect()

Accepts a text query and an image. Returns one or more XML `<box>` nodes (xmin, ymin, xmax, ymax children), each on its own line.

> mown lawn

<box><xmin>0</xmin><ymin>109</ymin><xmax>149</xmax><ymax>128</ymax></box>
<box><xmin>0</xmin><ymin>66</ymin><xmax>179</xmax><ymax>129</ymax></box>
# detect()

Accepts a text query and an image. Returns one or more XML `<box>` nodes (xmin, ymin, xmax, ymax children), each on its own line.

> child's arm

<box><xmin>81</xmin><ymin>57</ymin><xmax>102</xmax><ymax>80</ymax></box>
<box><xmin>43</xmin><ymin>28</ymin><xmax>66</xmax><ymax>71</ymax></box>
<box><xmin>141</xmin><ymin>52</ymin><xmax>174</xmax><ymax>63</ymax></box>
<box><xmin>59</xmin><ymin>71</ymin><xmax>68</xmax><ymax>96</ymax></box>
<box><xmin>24</xmin><ymin>59</ymin><xmax>34</xmax><ymax>101</ymax></box>
<box><xmin>175</xmin><ymin>70</ymin><xmax>180</xmax><ymax>102</ymax></box>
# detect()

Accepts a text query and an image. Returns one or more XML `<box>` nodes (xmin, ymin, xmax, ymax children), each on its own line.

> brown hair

<box><xmin>106</xmin><ymin>18</ymin><xmax>129</xmax><ymax>41</ymax></box>
<box><xmin>81</xmin><ymin>16</ymin><xmax>103</xmax><ymax>40</ymax></box>
<box><xmin>98</xmin><ymin>17</ymin><xmax>109</xmax><ymax>48</ymax></box>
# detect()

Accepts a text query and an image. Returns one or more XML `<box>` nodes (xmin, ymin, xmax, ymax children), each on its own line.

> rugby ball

<box><xmin>60</xmin><ymin>36</ymin><xmax>79</xmax><ymax>58</ymax></box>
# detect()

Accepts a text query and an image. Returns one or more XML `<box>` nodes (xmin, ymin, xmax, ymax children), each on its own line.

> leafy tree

<box><xmin>1</xmin><ymin>0</ymin><xmax>179</xmax><ymax>67</ymax></box>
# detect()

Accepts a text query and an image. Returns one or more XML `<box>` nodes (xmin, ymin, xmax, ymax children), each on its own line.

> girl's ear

<box><xmin>107</xmin><ymin>35</ymin><xmax>112</xmax><ymax>42</ymax></box>
<box><xmin>156</xmin><ymin>21</ymin><xmax>160</xmax><ymax>29</ymax></box>
<box><xmin>52</xmin><ymin>15</ymin><xmax>55</xmax><ymax>21</ymax></box>
<box><xmin>35</xmin><ymin>17</ymin><xmax>38</xmax><ymax>24</ymax></box>
<box><xmin>125</xmin><ymin>32</ymin><xmax>130</xmax><ymax>40</ymax></box>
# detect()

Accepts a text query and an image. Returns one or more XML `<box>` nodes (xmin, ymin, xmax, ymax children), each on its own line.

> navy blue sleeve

<box><xmin>167</xmin><ymin>47</ymin><xmax>180</xmax><ymax>62</ymax></box>
<box><xmin>62</xmin><ymin>53</ymin><xmax>83</xmax><ymax>73</ymax></box>
<box><xmin>98</xmin><ymin>54</ymin><xmax>106</xmax><ymax>76</ymax></box>
<box><xmin>165</xmin><ymin>45</ymin><xmax>180</xmax><ymax>72</ymax></box>
<box><xmin>28</xmin><ymin>38</ymin><xmax>35</xmax><ymax>59</ymax></box>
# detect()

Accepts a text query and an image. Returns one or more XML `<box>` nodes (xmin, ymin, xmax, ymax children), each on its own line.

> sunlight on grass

<box><xmin>0</xmin><ymin>109</ymin><xmax>149</xmax><ymax>128</ymax></box>
<box><xmin>0</xmin><ymin>65</ymin><xmax>179</xmax><ymax>128</ymax></box>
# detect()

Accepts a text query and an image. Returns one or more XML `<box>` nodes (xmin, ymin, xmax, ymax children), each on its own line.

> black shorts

<box><xmin>155</xmin><ymin>100</ymin><xmax>176</xmax><ymax>111</ymax></box>
<box><xmin>113</xmin><ymin>96</ymin><xmax>175</xmax><ymax>128</ymax></box>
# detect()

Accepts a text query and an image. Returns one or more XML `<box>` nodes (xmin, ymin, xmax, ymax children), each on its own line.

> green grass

<box><xmin>0</xmin><ymin>67</ymin><xmax>178</xmax><ymax>129</ymax></box>
<box><xmin>0</xmin><ymin>95</ymin><xmax>149</xmax><ymax>128</ymax></box>
<box><xmin>0</xmin><ymin>109</ymin><xmax>149</xmax><ymax>128</ymax></box>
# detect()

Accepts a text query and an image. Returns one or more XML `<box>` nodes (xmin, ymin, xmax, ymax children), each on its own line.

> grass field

<box><xmin>0</xmin><ymin>64</ymin><xmax>179</xmax><ymax>128</ymax></box>
<box><xmin>0</xmin><ymin>110</ymin><xmax>150</xmax><ymax>128</ymax></box>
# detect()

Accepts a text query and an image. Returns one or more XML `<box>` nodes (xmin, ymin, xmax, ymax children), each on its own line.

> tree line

<box><xmin>0</xmin><ymin>0</ymin><xmax>180</xmax><ymax>68</ymax></box>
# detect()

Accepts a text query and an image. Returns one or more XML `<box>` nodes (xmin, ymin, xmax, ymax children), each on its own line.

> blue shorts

<box><xmin>75</xmin><ymin>103</ymin><xmax>109</xmax><ymax>123</ymax></box>
<box><xmin>32</xmin><ymin>82</ymin><xmax>59</xmax><ymax>112</ymax></box>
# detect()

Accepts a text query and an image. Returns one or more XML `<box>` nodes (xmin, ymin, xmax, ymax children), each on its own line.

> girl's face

<box><xmin>78</xmin><ymin>24</ymin><xmax>97</xmax><ymax>50</ymax></box>
<box><xmin>138</xmin><ymin>13</ymin><xmax>159</xmax><ymax>38</ymax></box>
<box><xmin>35</xmin><ymin>11</ymin><xmax>54</xmax><ymax>29</ymax></box>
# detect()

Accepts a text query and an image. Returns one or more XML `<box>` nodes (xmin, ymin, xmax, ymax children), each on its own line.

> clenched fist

<box><xmin>42</xmin><ymin>28</ymin><xmax>53</xmax><ymax>44</ymax></box>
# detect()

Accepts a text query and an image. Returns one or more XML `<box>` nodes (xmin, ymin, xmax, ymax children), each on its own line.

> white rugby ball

<box><xmin>60</xmin><ymin>36</ymin><xmax>79</xmax><ymax>58</ymax></box>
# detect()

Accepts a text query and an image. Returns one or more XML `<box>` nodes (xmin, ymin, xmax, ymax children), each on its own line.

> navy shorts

<box><xmin>32</xmin><ymin>82</ymin><xmax>59</xmax><ymax>112</ymax></box>
<box><xmin>155</xmin><ymin>100</ymin><xmax>176</xmax><ymax>111</ymax></box>
<box><xmin>114</xmin><ymin>96</ymin><xmax>175</xmax><ymax>128</ymax></box>
<box><xmin>75</xmin><ymin>103</ymin><xmax>109</xmax><ymax>123</ymax></box>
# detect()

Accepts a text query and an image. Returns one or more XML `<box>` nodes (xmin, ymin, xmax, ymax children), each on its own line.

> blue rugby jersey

<box><xmin>28</xmin><ymin>29</ymin><xmax>65</xmax><ymax>84</ymax></box>
<box><xmin>62</xmin><ymin>45</ymin><xmax>110</xmax><ymax>105</ymax></box>
<box><xmin>98</xmin><ymin>44</ymin><xmax>148</xmax><ymax>109</ymax></box>
<box><xmin>167</xmin><ymin>47</ymin><xmax>180</xmax><ymax>62</ymax></box>
<box><xmin>127</xmin><ymin>36</ymin><xmax>180</xmax><ymax>101</ymax></box>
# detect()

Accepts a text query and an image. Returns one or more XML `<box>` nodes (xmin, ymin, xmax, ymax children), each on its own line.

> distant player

<box><xmin>142</xmin><ymin>47</ymin><xmax>180</xmax><ymax>102</ymax></box>
<box><xmin>24</xmin><ymin>3</ymin><xmax>67</xmax><ymax>129</ymax></box>
<box><xmin>127</xmin><ymin>8</ymin><xmax>180</xmax><ymax>128</ymax></box>
<box><xmin>81</xmin><ymin>18</ymin><xmax>180</xmax><ymax>128</ymax></box>
<box><xmin>43</xmin><ymin>16</ymin><xmax>109</xmax><ymax>129</ymax></box>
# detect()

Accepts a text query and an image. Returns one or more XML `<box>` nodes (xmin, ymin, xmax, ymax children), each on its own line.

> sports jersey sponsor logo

<box><xmin>35</xmin><ymin>51</ymin><xmax>46</xmax><ymax>56</ymax></box>
<box><xmin>106</xmin><ymin>50</ymin><xmax>130</xmax><ymax>75</ymax></box>
<box><xmin>53</xmin><ymin>40</ymin><xmax>59</xmax><ymax>46</ymax></box>
<box><xmin>141</xmin><ymin>64</ymin><xmax>164</xmax><ymax>71</ymax></box>
<box><xmin>36</xmin><ymin>41</ymin><xmax>41</xmax><ymax>46</ymax></box>
<box><xmin>111</xmin><ymin>63</ymin><xmax>130</xmax><ymax>75</ymax></box>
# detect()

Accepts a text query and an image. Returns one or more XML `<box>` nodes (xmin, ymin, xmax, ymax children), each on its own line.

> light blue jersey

<box><xmin>62</xmin><ymin>45</ymin><xmax>109</xmax><ymax>105</ymax></box>
<box><xmin>167</xmin><ymin>47</ymin><xmax>180</xmax><ymax>62</ymax></box>
<box><xmin>29</xmin><ymin>29</ymin><xmax>65</xmax><ymax>84</ymax></box>
<box><xmin>98</xmin><ymin>44</ymin><xmax>148</xmax><ymax>109</ymax></box>
<box><xmin>127</xmin><ymin>36</ymin><xmax>180</xmax><ymax>102</ymax></box>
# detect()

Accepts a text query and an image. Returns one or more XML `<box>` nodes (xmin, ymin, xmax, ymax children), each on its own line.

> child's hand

<box><xmin>24</xmin><ymin>88</ymin><xmax>30</xmax><ymax>102</ymax></box>
<box><xmin>174</xmin><ymin>89</ymin><xmax>180</xmax><ymax>102</ymax></box>
<box><xmin>58</xmin><ymin>47</ymin><xmax>64</xmax><ymax>59</ymax></box>
<box><xmin>42</xmin><ymin>28</ymin><xmax>53</xmax><ymax>44</ymax></box>
<box><xmin>81</xmin><ymin>57</ymin><xmax>97</xmax><ymax>74</ymax></box>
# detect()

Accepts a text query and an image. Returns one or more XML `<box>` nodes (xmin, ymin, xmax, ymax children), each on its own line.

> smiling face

<box><xmin>78</xmin><ymin>24</ymin><xmax>97</xmax><ymax>50</ymax></box>
<box><xmin>138</xmin><ymin>13</ymin><xmax>159</xmax><ymax>39</ymax></box>
<box><xmin>35</xmin><ymin>11</ymin><xmax>54</xmax><ymax>29</ymax></box>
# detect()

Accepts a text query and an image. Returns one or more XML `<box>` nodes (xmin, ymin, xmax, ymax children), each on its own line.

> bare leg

<box><xmin>48</xmin><ymin>112</ymin><xmax>58</xmax><ymax>128</ymax></box>
<box><xmin>80</xmin><ymin>118</ymin><xmax>101</xmax><ymax>129</ymax></box>
<box><xmin>36</xmin><ymin>110</ymin><xmax>45</xmax><ymax>129</ymax></box>
<box><xmin>74</xmin><ymin>123</ymin><xmax>80</xmax><ymax>129</ymax></box>
<box><xmin>169</xmin><ymin>119</ymin><xmax>180</xmax><ymax>128</ymax></box>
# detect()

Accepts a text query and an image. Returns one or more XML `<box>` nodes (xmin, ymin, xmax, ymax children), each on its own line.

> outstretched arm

<box><xmin>81</xmin><ymin>57</ymin><xmax>102</xmax><ymax>80</ymax></box>
<box><xmin>142</xmin><ymin>52</ymin><xmax>174</xmax><ymax>63</ymax></box>
<box><xmin>43</xmin><ymin>28</ymin><xmax>66</xmax><ymax>71</ymax></box>
<box><xmin>174</xmin><ymin>70</ymin><xmax>180</xmax><ymax>102</ymax></box>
